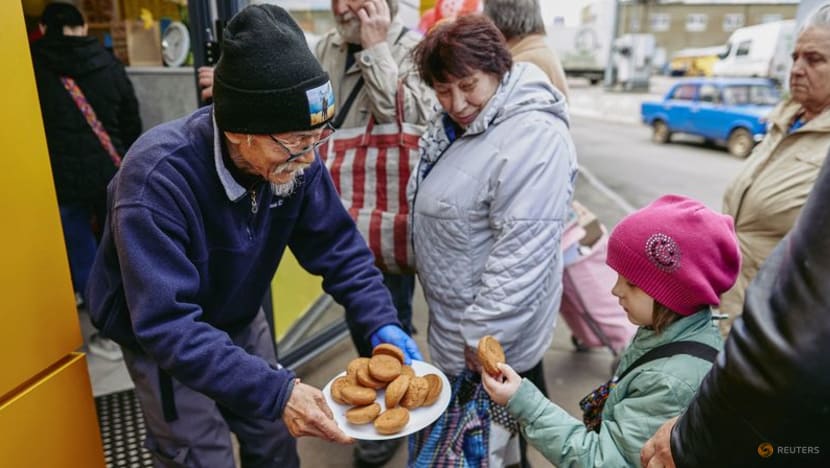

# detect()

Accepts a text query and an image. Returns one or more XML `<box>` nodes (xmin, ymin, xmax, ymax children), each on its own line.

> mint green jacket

<box><xmin>506</xmin><ymin>310</ymin><xmax>722</xmax><ymax>467</ymax></box>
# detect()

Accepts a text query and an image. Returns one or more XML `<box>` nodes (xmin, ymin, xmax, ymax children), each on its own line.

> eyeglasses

<box><xmin>269</xmin><ymin>122</ymin><xmax>335</xmax><ymax>162</ymax></box>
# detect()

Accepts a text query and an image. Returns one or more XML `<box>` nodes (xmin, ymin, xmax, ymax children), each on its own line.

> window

<box><xmin>736</xmin><ymin>40</ymin><xmax>752</xmax><ymax>57</ymax></box>
<box><xmin>650</xmin><ymin>13</ymin><xmax>671</xmax><ymax>32</ymax></box>
<box><xmin>699</xmin><ymin>85</ymin><xmax>720</xmax><ymax>104</ymax></box>
<box><xmin>761</xmin><ymin>14</ymin><xmax>783</xmax><ymax>24</ymax></box>
<box><xmin>723</xmin><ymin>13</ymin><xmax>744</xmax><ymax>32</ymax></box>
<box><xmin>723</xmin><ymin>85</ymin><xmax>780</xmax><ymax>106</ymax></box>
<box><xmin>670</xmin><ymin>84</ymin><xmax>697</xmax><ymax>101</ymax></box>
<box><xmin>630</xmin><ymin>17</ymin><xmax>641</xmax><ymax>32</ymax></box>
<box><xmin>686</xmin><ymin>13</ymin><xmax>708</xmax><ymax>32</ymax></box>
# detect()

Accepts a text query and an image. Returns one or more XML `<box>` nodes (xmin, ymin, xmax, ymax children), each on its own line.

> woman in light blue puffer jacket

<box><xmin>408</xmin><ymin>15</ymin><xmax>577</xmax><ymax>466</ymax></box>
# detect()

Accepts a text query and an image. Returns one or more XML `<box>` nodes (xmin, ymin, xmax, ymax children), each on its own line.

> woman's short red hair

<box><xmin>413</xmin><ymin>14</ymin><xmax>513</xmax><ymax>87</ymax></box>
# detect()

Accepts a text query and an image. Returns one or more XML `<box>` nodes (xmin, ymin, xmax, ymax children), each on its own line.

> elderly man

<box><xmin>484</xmin><ymin>0</ymin><xmax>569</xmax><ymax>98</ymax></box>
<box><xmin>86</xmin><ymin>5</ymin><xmax>421</xmax><ymax>467</ymax></box>
<box><xmin>315</xmin><ymin>2</ymin><xmax>435</xmax><ymax>465</ymax></box>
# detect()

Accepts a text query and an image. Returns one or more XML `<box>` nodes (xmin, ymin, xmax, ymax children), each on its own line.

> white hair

<box><xmin>802</xmin><ymin>3</ymin><xmax>830</xmax><ymax>33</ymax></box>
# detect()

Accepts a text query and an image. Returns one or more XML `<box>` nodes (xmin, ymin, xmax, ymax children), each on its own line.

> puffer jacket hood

<box><xmin>472</xmin><ymin>61</ymin><xmax>569</xmax><ymax>132</ymax></box>
<box><xmin>32</xmin><ymin>35</ymin><xmax>117</xmax><ymax>78</ymax></box>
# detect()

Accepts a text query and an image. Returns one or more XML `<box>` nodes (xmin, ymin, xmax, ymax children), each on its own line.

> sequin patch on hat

<box><xmin>645</xmin><ymin>233</ymin><xmax>681</xmax><ymax>272</ymax></box>
<box><xmin>306</xmin><ymin>81</ymin><xmax>335</xmax><ymax>126</ymax></box>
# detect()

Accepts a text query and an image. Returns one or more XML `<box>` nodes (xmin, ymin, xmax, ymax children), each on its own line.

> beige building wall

<box><xmin>619</xmin><ymin>3</ymin><xmax>797</xmax><ymax>57</ymax></box>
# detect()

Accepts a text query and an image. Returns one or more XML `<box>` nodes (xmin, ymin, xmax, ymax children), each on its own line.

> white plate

<box><xmin>322</xmin><ymin>360</ymin><xmax>451</xmax><ymax>440</ymax></box>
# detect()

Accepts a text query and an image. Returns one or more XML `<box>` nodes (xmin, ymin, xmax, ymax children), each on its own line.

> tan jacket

<box><xmin>720</xmin><ymin>99</ymin><xmax>830</xmax><ymax>322</ymax></box>
<box><xmin>315</xmin><ymin>21</ymin><xmax>436</xmax><ymax>129</ymax></box>
<box><xmin>508</xmin><ymin>34</ymin><xmax>569</xmax><ymax>100</ymax></box>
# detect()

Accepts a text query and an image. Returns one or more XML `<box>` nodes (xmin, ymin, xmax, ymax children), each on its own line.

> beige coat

<box><xmin>314</xmin><ymin>21</ymin><xmax>436</xmax><ymax>129</ymax></box>
<box><xmin>720</xmin><ymin>99</ymin><xmax>830</xmax><ymax>329</ymax></box>
<box><xmin>508</xmin><ymin>34</ymin><xmax>569</xmax><ymax>100</ymax></box>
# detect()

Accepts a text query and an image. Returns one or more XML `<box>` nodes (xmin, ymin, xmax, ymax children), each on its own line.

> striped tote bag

<box><xmin>321</xmin><ymin>87</ymin><xmax>423</xmax><ymax>274</ymax></box>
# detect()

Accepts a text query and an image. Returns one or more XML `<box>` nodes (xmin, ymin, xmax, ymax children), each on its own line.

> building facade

<box><xmin>618</xmin><ymin>0</ymin><xmax>798</xmax><ymax>57</ymax></box>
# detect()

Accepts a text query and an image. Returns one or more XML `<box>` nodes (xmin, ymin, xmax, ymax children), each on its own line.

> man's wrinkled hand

<box><xmin>370</xmin><ymin>324</ymin><xmax>423</xmax><ymax>364</ymax></box>
<box><xmin>641</xmin><ymin>416</ymin><xmax>678</xmax><ymax>468</ymax></box>
<box><xmin>282</xmin><ymin>380</ymin><xmax>353</xmax><ymax>444</ymax></box>
<box><xmin>357</xmin><ymin>0</ymin><xmax>390</xmax><ymax>48</ymax></box>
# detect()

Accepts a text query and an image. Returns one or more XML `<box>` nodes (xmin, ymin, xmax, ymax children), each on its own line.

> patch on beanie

<box><xmin>645</xmin><ymin>233</ymin><xmax>682</xmax><ymax>273</ymax></box>
<box><xmin>306</xmin><ymin>81</ymin><xmax>335</xmax><ymax>126</ymax></box>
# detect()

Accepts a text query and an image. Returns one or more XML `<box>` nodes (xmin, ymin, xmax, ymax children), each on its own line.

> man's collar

<box><xmin>212</xmin><ymin>112</ymin><xmax>249</xmax><ymax>202</ymax></box>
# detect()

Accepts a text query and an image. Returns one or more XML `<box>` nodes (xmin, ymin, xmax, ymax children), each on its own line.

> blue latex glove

<box><xmin>370</xmin><ymin>324</ymin><xmax>423</xmax><ymax>365</ymax></box>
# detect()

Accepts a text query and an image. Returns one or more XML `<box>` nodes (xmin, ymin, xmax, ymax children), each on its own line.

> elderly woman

<box><xmin>408</xmin><ymin>15</ymin><xmax>577</xmax><ymax>466</ymax></box>
<box><xmin>719</xmin><ymin>5</ymin><xmax>830</xmax><ymax>335</ymax></box>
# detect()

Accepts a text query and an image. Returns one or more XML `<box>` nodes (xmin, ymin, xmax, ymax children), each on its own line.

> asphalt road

<box><xmin>570</xmin><ymin>115</ymin><xmax>746</xmax><ymax>213</ymax></box>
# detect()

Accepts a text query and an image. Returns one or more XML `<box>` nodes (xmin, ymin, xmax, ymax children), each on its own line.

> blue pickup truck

<box><xmin>641</xmin><ymin>78</ymin><xmax>779</xmax><ymax>157</ymax></box>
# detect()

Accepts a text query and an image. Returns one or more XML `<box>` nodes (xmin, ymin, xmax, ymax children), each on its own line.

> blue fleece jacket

<box><xmin>87</xmin><ymin>106</ymin><xmax>399</xmax><ymax>421</ymax></box>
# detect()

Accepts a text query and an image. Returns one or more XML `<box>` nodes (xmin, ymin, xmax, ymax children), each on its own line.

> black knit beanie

<box><xmin>213</xmin><ymin>4</ymin><xmax>334</xmax><ymax>134</ymax></box>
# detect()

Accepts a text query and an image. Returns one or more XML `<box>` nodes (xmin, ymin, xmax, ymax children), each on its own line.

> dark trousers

<box><xmin>59</xmin><ymin>203</ymin><xmax>99</xmax><ymax>302</ymax></box>
<box><xmin>123</xmin><ymin>310</ymin><xmax>299</xmax><ymax>468</ymax></box>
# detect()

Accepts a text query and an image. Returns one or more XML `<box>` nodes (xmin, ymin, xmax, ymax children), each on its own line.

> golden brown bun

<box><xmin>340</xmin><ymin>385</ymin><xmax>377</xmax><ymax>406</ymax></box>
<box><xmin>422</xmin><ymin>374</ymin><xmax>443</xmax><ymax>406</ymax></box>
<box><xmin>384</xmin><ymin>374</ymin><xmax>411</xmax><ymax>408</ymax></box>
<box><xmin>400</xmin><ymin>376</ymin><xmax>430</xmax><ymax>408</ymax></box>
<box><xmin>368</xmin><ymin>354</ymin><xmax>402</xmax><ymax>382</ymax></box>
<box><xmin>357</xmin><ymin>365</ymin><xmax>387</xmax><ymax>389</ymax></box>
<box><xmin>330</xmin><ymin>376</ymin><xmax>350</xmax><ymax>405</ymax></box>
<box><xmin>347</xmin><ymin>357</ymin><xmax>370</xmax><ymax>379</ymax></box>
<box><xmin>401</xmin><ymin>365</ymin><xmax>416</xmax><ymax>379</ymax></box>
<box><xmin>372</xmin><ymin>343</ymin><xmax>405</xmax><ymax>364</ymax></box>
<box><xmin>373</xmin><ymin>407</ymin><xmax>410</xmax><ymax>435</ymax></box>
<box><xmin>477</xmin><ymin>335</ymin><xmax>505</xmax><ymax>377</ymax></box>
<box><xmin>346</xmin><ymin>403</ymin><xmax>381</xmax><ymax>425</ymax></box>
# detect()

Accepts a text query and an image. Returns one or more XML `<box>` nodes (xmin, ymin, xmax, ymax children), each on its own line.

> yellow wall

<box><xmin>0</xmin><ymin>1</ymin><xmax>104</xmax><ymax>465</ymax></box>
<box><xmin>0</xmin><ymin>354</ymin><xmax>105</xmax><ymax>468</ymax></box>
<box><xmin>271</xmin><ymin>252</ymin><xmax>325</xmax><ymax>340</ymax></box>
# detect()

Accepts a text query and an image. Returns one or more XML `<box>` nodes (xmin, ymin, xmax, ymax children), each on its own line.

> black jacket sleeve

<box><xmin>670</xmin><ymin>155</ymin><xmax>830</xmax><ymax>466</ymax></box>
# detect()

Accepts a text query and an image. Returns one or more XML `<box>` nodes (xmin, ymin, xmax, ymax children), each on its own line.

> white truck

<box><xmin>712</xmin><ymin>20</ymin><xmax>796</xmax><ymax>85</ymax></box>
<box><xmin>546</xmin><ymin>0</ymin><xmax>615</xmax><ymax>85</ymax></box>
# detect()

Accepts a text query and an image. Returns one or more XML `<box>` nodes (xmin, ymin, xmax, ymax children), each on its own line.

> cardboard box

<box><xmin>111</xmin><ymin>20</ymin><xmax>162</xmax><ymax>67</ymax></box>
<box><xmin>572</xmin><ymin>200</ymin><xmax>604</xmax><ymax>248</ymax></box>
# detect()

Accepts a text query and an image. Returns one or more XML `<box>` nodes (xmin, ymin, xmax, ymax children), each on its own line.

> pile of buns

<box><xmin>330</xmin><ymin>343</ymin><xmax>443</xmax><ymax>435</ymax></box>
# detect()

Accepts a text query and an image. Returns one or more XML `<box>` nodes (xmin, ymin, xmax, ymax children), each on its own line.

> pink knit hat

<box><xmin>606</xmin><ymin>195</ymin><xmax>741</xmax><ymax>316</ymax></box>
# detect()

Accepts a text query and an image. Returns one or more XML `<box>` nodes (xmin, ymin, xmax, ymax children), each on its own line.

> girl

<box><xmin>482</xmin><ymin>194</ymin><xmax>740</xmax><ymax>466</ymax></box>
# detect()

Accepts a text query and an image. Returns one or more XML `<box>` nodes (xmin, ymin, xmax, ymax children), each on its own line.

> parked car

<box><xmin>641</xmin><ymin>78</ymin><xmax>780</xmax><ymax>157</ymax></box>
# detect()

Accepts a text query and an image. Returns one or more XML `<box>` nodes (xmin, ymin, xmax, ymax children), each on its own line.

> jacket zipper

<box><xmin>247</xmin><ymin>187</ymin><xmax>258</xmax><ymax>240</ymax></box>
